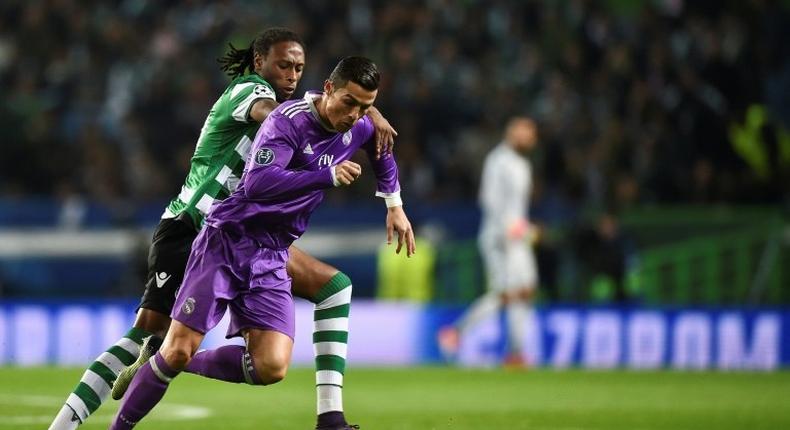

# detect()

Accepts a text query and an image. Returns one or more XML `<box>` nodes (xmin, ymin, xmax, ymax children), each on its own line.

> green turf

<box><xmin>1</xmin><ymin>366</ymin><xmax>789</xmax><ymax>429</ymax></box>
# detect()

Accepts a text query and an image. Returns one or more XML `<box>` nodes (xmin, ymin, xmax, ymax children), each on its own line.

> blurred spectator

<box><xmin>2</xmin><ymin>0</ymin><xmax>789</xmax><ymax>214</ymax></box>
<box><xmin>573</xmin><ymin>211</ymin><xmax>637</xmax><ymax>303</ymax></box>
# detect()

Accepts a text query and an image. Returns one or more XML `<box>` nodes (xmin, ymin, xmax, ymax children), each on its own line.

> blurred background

<box><xmin>1</xmin><ymin>0</ymin><xmax>789</xmax><ymax>370</ymax></box>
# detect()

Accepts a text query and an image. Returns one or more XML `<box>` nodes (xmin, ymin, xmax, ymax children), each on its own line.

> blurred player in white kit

<box><xmin>439</xmin><ymin>116</ymin><xmax>539</xmax><ymax>366</ymax></box>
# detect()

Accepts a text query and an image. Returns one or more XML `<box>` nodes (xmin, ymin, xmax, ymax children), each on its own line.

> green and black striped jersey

<box><xmin>163</xmin><ymin>74</ymin><xmax>276</xmax><ymax>227</ymax></box>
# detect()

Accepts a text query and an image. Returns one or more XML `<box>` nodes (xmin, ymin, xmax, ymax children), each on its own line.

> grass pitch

<box><xmin>1</xmin><ymin>366</ymin><xmax>789</xmax><ymax>429</ymax></box>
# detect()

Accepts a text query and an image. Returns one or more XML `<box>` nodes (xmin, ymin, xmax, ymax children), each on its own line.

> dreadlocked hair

<box><xmin>218</xmin><ymin>27</ymin><xmax>304</xmax><ymax>79</ymax></box>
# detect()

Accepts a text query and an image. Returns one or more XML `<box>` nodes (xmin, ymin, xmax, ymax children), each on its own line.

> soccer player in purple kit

<box><xmin>109</xmin><ymin>56</ymin><xmax>415</xmax><ymax>430</ymax></box>
<box><xmin>49</xmin><ymin>29</ymin><xmax>396</xmax><ymax>430</ymax></box>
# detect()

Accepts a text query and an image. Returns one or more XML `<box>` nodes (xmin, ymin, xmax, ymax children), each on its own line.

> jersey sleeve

<box><xmin>361</xmin><ymin>116</ymin><xmax>402</xmax><ymax>206</ymax></box>
<box><xmin>229</xmin><ymin>80</ymin><xmax>277</xmax><ymax>123</ymax></box>
<box><xmin>242</xmin><ymin>114</ymin><xmax>334</xmax><ymax>200</ymax></box>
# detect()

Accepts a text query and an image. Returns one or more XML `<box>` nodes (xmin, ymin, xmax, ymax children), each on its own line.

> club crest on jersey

<box><xmin>255</xmin><ymin>148</ymin><xmax>275</xmax><ymax>165</ymax></box>
<box><xmin>182</xmin><ymin>297</ymin><xmax>196</xmax><ymax>315</ymax></box>
<box><xmin>342</xmin><ymin>130</ymin><xmax>353</xmax><ymax>146</ymax></box>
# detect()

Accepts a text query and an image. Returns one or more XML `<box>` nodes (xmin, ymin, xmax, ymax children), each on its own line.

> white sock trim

<box><xmin>317</xmin><ymin>385</ymin><xmax>344</xmax><ymax>414</ymax></box>
<box><xmin>313</xmin><ymin>341</ymin><xmax>348</xmax><ymax>357</ymax></box>
<box><xmin>82</xmin><ymin>369</ymin><xmax>111</xmax><ymax>400</ymax></box>
<box><xmin>65</xmin><ymin>393</ymin><xmax>90</xmax><ymax>422</ymax></box>
<box><xmin>149</xmin><ymin>356</ymin><xmax>173</xmax><ymax>383</ymax></box>
<box><xmin>316</xmin><ymin>370</ymin><xmax>344</xmax><ymax>386</ymax></box>
<box><xmin>315</xmin><ymin>286</ymin><xmax>352</xmax><ymax>310</ymax></box>
<box><xmin>115</xmin><ymin>337</ymin><xmax>142</xmax><ymax>357</ymax></box>
<box><xmin>97</xmin><ymin>351</ymin><xmax>126</xmax><ymax>375</ymax></box>
<box><xmin>314</xmin><ymin>317</ymin><xmax>349</xmax><ymax>332</ymax></box>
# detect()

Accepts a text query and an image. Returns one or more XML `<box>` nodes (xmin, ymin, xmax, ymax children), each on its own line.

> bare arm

<box><xmin>249</xmin><ymin>98</ymin><xmax>280</xmax><ymax>123</ymax></box>
<box><xmin>366</xmin><ymin>106</ymin><xmax>398</xmax><ymax>160</ymax></box>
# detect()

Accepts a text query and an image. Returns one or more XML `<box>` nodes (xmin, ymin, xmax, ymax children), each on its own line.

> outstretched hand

<box><xmin>386</xmin><ymin>205</ymin><xmax>416</xmax><ymax>257</ymax></box>
<box><xmin>367</xmin><ymin>106</ymin><xmax>398</xmax><ymax>159</ymax></box>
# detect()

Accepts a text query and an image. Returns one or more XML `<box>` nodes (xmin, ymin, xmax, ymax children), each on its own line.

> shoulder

<box><xmin>356</xmin><ymin>115</ymin><xmax>375</xmax><ymax>140</ymax></box>
<box><xmin>226</xmin><ymin>75</ymin><xmax>275</xmax><ymax>100</ymax></box>
<box><xmin>261</xmin><ymin>100</ymin><xmax>310</xmax><ymax>138</ymax></box>
<box><xmin>264</xmin><ymin>99</ymin><xmax>312</xmax><ymax>132</ymax></box>
<box><xmin>276</xmin><ymin>98</ymin><xmax>311</xmax><ymax>120</ymax></box>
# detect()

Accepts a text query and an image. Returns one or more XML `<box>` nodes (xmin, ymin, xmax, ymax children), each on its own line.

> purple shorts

<box><xmin>171</xmin><ymin>226</ymin><xmax>294</xmax><ymax>339</ymax></box>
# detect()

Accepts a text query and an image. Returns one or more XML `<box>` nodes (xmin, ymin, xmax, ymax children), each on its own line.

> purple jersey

<box><xmin>204</xmin><ymin>93</ymin><xmax>401</xmax><ymax>248</ymax></box>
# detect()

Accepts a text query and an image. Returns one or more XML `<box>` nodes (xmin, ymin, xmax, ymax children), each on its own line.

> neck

<box><xmin>313</xmin><ymin>94</ymin><xmax>336</xmax><ymax>132</ymax></box>
<box><xmin>506</xmin><ymin>141</ymin><xmax>525</xmax><ymax>155</ymax></box>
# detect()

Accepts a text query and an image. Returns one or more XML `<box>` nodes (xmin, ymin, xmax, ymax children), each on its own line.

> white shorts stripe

<box><xmin>97</xmin><ymin>351</ymin><xmax>126</xmax><ymax>375</ymax></box>
<box><xmin>66</xmin><ymin>393</ymin><xmax>90</xmax><ymax>421</ymax></box>
<box><xmin>116</xmin><ymin>337</ymin><xmax>142</xmax><ymax>357</ymax></box>
<box><xmin>313</xmin><ymin>341</ymin><xmax>347</xmax><ymax>357</ymax></box>
<box><xmin>315</xmin><ymin>286</ymin><xmax>352</xmax><ymax>310</ymax></box>
<box><xmin>314</xmin><ymin>317</ymin><xmax>348</xmax><ymax>333</ymax></box>
<box><xmin>316</xmin><ymin>370</ymin><xmax>344</xmax><ymax>386</ymax></box>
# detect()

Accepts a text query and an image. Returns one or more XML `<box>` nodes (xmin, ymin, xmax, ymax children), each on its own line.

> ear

<box><xmin>323</xmin><ymin>80</ymin><xmax>333</xmax><ymax>95</ymax></box>
<box><xmin>254</xmin><ymin>52</ymin><xmax>264</xmax><ymax>70</ymax></box>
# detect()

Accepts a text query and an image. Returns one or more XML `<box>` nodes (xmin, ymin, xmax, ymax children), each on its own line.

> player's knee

<box><xmin>161</xmin><ymin>345</ymin><xmax>193</xmax><ymax>370</ymax></box>
<box><xmin>255</xmin><ymin>357</ymin><xmax>289</xmax><ymax>385</ymax></box>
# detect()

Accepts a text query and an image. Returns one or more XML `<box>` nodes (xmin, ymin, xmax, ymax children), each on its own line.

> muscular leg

<box><xmin>504</xmin><ymin>286</ymin><xmax>535</xmax><ymax>365</ymax></box>
<box><xmin>288</xmin><ymin>246</ymin><xmax>339</xmax><ymax>299</ymax></box>
<box><xmin>49</xmin><ymin>217</ymin><xmax>194</xmax><ymax>429</ymax></box>
<box><xmin>109</xmin><ymin>320</ymin><xmax>203</xmax><ymax>430</ymax></box>
<box><xmin>132</xmin><ymin>308</ymin><xmax>171</xmax><ymax>339</ymax></box>
<box><xmin>108</xmin><ymin>308</ymin><xmax>173</xmax><ymax>400</ymax></box>
<box><xmin>288</xmin><ymin>246</ymin><xmax>355</xmax><ymax>429</ymax></box>
<box><xmin>47</xmin><ymin>310</ymin><xmax>172</xmax><ymax>430</ymax></box>
<box><xmin>244</xmin><ymin>328</ymin><xmax>294</xmax><ymax>385</ymax></box>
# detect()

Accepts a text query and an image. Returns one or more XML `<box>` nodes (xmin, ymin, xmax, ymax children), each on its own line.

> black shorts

<box><xmin>138</xmin><ymin>214</ymin><xmax>198</xmax><ymax>315</ymax></box>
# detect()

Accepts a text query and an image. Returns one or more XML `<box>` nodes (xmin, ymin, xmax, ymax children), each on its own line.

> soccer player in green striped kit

<box><xmin>48</xmin><ymin>28</ymin><xmax>396</xmax><ymax>430</ymax></box>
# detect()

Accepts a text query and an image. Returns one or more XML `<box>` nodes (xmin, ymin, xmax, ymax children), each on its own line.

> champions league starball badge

<box><xmin>342</xmin><ymin>130</ymin><xmax>353</xmax><ymax>146</ymax></box>
<box><xmin>255</xmin><ymin>148</ymin><xmax>275</xmax><ymax>165</ymax></box>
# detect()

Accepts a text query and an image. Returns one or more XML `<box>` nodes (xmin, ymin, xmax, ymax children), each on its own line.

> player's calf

<box><xmin>112</xmin><ymin>334</ymin><xmax>163</xmax><ymax>400</ymax></box>
<box><xmin>48</xmin><ymin>327</ymin><xmax>149</xmax><ymax>430</ymax></box>
<box><xmin>245</xmin><ymin>328</ymin><xmax>293</xmax><ymax>385</ymax></box>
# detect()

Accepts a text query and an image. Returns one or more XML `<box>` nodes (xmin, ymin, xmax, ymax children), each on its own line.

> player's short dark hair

<box><xmin>218</xmin><ymin>28</ymin><xmax>304</xmax><ymax>79</ymax></box>
<box><xmin>328</xmin><ymin>56</ymin><xmax>380</xmax><ymax>91</ymax></box>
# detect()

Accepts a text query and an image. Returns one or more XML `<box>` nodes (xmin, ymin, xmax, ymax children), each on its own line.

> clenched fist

<box><xmin>331</xmin><ymin>160</ymin><xmax>362</xmax><ymax>186</ymax></box>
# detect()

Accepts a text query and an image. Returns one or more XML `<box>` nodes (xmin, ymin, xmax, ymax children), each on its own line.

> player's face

<box><xmin>256</xmin><ymin>41</ymin><xmax>305</xmax><ymax>102</ymax></box>
<box><xmin>508</xmin><ymin>119</ymin><xmax>538</xmax><ymax>153</ymax></box>
<box><xmin>321</xmin><ymin>80</ymin><xmax>378</xmax><ymax>132</ymax></box>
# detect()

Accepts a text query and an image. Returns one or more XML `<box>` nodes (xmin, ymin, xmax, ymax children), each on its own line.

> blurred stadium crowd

<box><xmin>1</xmin><ymin>0</ymin><xmax>789</xmax><ymax>211</ymax></box>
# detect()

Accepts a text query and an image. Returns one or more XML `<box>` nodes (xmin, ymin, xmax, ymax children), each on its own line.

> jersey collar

<box><xmin>304</xmin><ymin>91</ymin><xmax>337</xmax><ymax>133</ymax></box>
